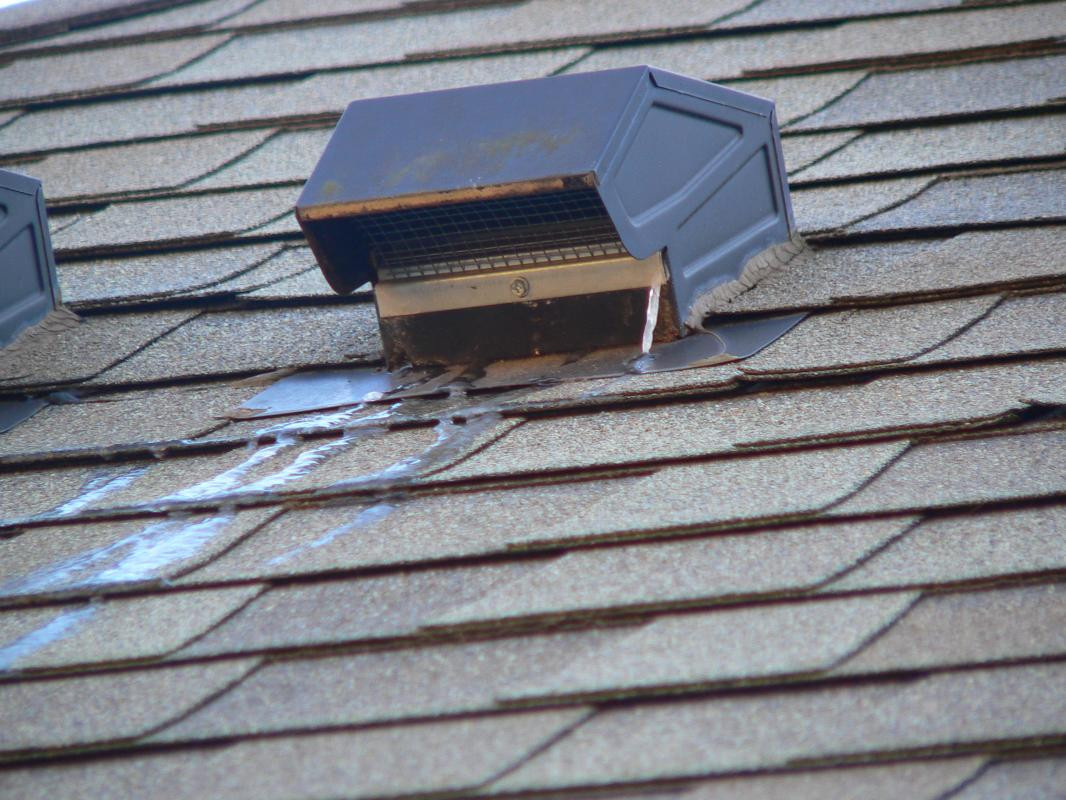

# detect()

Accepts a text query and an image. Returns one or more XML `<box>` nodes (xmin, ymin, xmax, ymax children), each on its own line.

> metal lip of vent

<box><xmin>0</xmin><ymin>168</ymin><xmax>60</xmax><ymax>350</ymax></box>
<box><xmin>375</xmin><ymin>250</ymin><xmax>667</xmax><ymax>318</ymax></box>
<box><xmin>296</xmin><ymin>65</ymin><xmax>795</xmax><ymax>366</ymax></box>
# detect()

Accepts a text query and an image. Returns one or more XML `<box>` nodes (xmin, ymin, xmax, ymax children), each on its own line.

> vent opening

<box><xmin>362</xmin><ymin>187</ymin><xmax>622</xmax><ymax>279</ymax></box>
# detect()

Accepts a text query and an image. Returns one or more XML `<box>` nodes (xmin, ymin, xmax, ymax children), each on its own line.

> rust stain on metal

<box><xmin>297</xmin><ymin>174</ymin><xmax>596</xmax><ymax>220</ymax></box>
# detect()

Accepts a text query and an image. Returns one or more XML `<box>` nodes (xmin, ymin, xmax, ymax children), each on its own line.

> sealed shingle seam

<box><xmin>0</xmin><ymin>34</ymin><xmax>236</xmax><ymax>110</ymax></box>
<box><xmin>1</xmin><ymin>0</ymin><xmax>262</xmax><ymax>58</ymax></box>
<box><xmin>493</xmin><ymin>662</ymin><xmax>1066</xmax><ymax>791</ymax></box>
<box><xmin>790</xmin><ymin>114</ymin><xmax>1066</xmax><ymax>185</ymax></box>
<box><xmin>0</xmin><ymin>0</ymin><xmax>209</xmax><ymax>48</ymax></box>
<box><xmin>0</xmin><ymin>309</ymin><xmax>202</xmax><ymax>392</ymax></box>
<box><xmin>0</xmin><ymin>658</ymin><xmax>261</xmax><ymax>755</ymax></box>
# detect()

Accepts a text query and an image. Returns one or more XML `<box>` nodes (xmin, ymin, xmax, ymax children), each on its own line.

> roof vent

<box><xmin>0</xmin><ymin>168</ymin><xmax>60</xmax><ymax>349</ymax></box>
<box><xmin>297</xmin><ymin>66</ymin><xmax>794</xmax><ymax>367</ymax></box>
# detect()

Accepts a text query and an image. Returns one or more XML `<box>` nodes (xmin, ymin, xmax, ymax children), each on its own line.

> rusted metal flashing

<box><xmin>296</xmin><ymin>175</ymin><xmax>596</xmax><ymax>221</ymax></box>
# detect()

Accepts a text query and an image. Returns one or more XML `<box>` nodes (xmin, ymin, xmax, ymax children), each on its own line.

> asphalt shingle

<box><xmin>156</xmin><ymin>629</ymin><xmax>623</xmax><ymax>742</ymax></box>
<box><xmin>445</xmin><ymin>360</ymin><xmax>1059</xmax><ymax>479</ymax></box>
<box><xmin>205</xmin><ymin>246</ymin><xmax>321</xmax><ymax>296</ymax></box>
<box><xmin>0</xmin><ymin>585</ymin><xmax>261</xmax><ymax>673</ymax></box>
<box><xmin>714</xmin><ymin>228</ymin><xmax>1066</xmax><ymax>314</ymax></box>
<box><xmin>0</xmin><ymin>509</ymin><xmax>278</xmax><ymax>600</ymax></box>
<box><xmin>723</xmin><ymin>0</ymin><xmax>968</xmax><ymax>27</ymax></box>
<box><xmin>94</xmin><ymin>304</ymin><xmax>382</xmax><ymax>385</ymax></box>
<box><xmin>251</xmin><ymin>46</ymin><xmax>587</xmax><ymax>118</ymax></box>
<box><xmin>792</xmin><ymin>54</ymin><xmax>1066</xmax><ymax>131</ymax></box>
<box><xmin>152</xmin><ymin>5</ymin><xmax>534</xmax><ymax>86</ymax></box>
<box><xmin>189</xmin><ymin>127</ymin><xmax>331</xmax><ymax>190</ymax></box>
<box><xmin>181</xmin><ymin>475</ymin><xmax>647</xmax><ymax>583</ymax></box>
<box><xmin>0</xmin><ymin>659</ymin><xmax>257</xmax><ymax>752</ymax></box>
<box><xmin>0</xmin><ymin>383</ymin><xmax>251</xmax><ymax>460</ymax></box>
<box><xmin>50</xmin><ymin>187</ymin><xmax>297</xmax><ymax>256</ymax></box>
<box><xmin>675</xmin><ymin>758</ymin><xmax>984</xmax><ymax>800</ymax></box>
<box><xmin>0</xmin><ymin>80</ymin><xmax>307</xmax><ymax>155</ymax></box>
<box><xmin>500</xmin><ymin>592</ymin><xmax>917</xmax><ymax>701</ymax></box>
<box><xmin>238</xmin><ymin>261</ymin><xmax>337</xmax><ymax>300</ymax></box>
<box><xmin>431</xmin><ymin>516</ymin><xmax>915</xmax><ymax>626</ymax></box>
<box><xmin>56</xmin><ymin>242</ymin><xmax>285</xmax><ymax>307</ymax></box>
<box><xmin>0</xmin><ymin>709</ymin><xmax>588</xmax><ymax>800</ymax></box>
<box><xmin>738</xmin><ymin>295</ymin><xmax>999</xmax><ymax>377</ymax></box>
<box><xmin>443</xmin><ymin>440</ymin><xmax>909</xmax><ymax>544</ymax></box>
<box><xmin>215</xmin><ymin>0</ymin><xmax>403</xmax><ymax>29</ymax></box>
<box><xmin>791</xmin><ymin>176</ymin><xmax>932</xmax><ymax>232</ymax></box>
<box><xmin>834</xmin><ymin>429</ymin><xmax>1066</xmax><ymax>516</ymax></box>
<box><xmin>828</xmin><ymin>504</ymin><xmax>1066</xmax><ymax>592</ymax></box>
<box><xmin>2</xmin><ymin>0</ymin><xmax>1063</xmax><ymax>793</ymax></box>
<box><xmin>0</xmin><ymin>463</ymin><xmax>146</xmax><ymax>524</ymax></box>
<box><xmin>64</xmin><ymin>419</ymin><xmax>504</xmax><ymax>512</ymax></box>
<box><xmin>0</xmin><ymin>48</ymin><xmax>585</xmax><ymax>155</ymax></box>
<box><xmin>916</xmin><ymin>291</ymin><xmax>1066</xmax><ymax>365</ymax></box>
<box><xmin>0</xmin><ymin>34</ymin><xmax>230</xmax><ymax>105</ymax></box>
<box><xmin>0</xmin><ymin>310</ymin><xmax>197</xmax><ymax>391</ymax></box>
<box><xmin>9</xmin><ymin>129</ymin><xmax>271</xmax><ymax>202</ymax></box>
<box><xmin>8</xmin><ymin>0</ymin><xmax>254</xmax><ymax>50</ymax></box>
<box><xmin>570</xmin><ymin>3</ymin><xmax>1066</xmax><ymax>79</ymax></box>
<box><xmin>725</xmin><ymin>72</ymin><xmax>867</xmax><ymax>127</ymax></box>
<box><xmin>849</xmin><ymin>169</ymin><xmax>1066</xmax><ymax>234</ymax></box>
<box><xmin>835</xmin><ymin>583</ymin><xmax>1066</xmax><ymax>675</ymax></box>
<box><xmin>178</xmin><ymin>560</ymin><xmax>539</xmax><ymax>656</ymax></box>
<box><xmin>496</xmin><ymin>662</ymin><xmax>1066</xmax><ymax>790</ymax></box>
<box><xmin>794</xmin><ymin>115</ymin><xmax>1066</xmax><ymax>182</ymax></box>
<box><xmin>410</xmin><ymin>0</ymin><xmax>752</xmax><ymax>54</ymax></box>
<box><xmin>951</xmin><ymin>758</ymin><xmax>1066</xmax><ymax>800</ymax></box>
<box><xmin>781</xmin><ymin>130</ymin><xmax>860</xmax><ymax>174</ymax></box>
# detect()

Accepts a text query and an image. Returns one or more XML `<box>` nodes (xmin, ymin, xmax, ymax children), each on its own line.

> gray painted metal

<box><xmin>0</xmin><ymin>397</ymin><xmax>47</xmax><ymax>434</ymax></box>
<box><xmin>297</xmin><ymin>66</ymin><xmax>794</xmax><ymax>332</ymax></box>
<box><xmin>0</xmin><ymin>169</ymin><xmax>60</xmax><ymax>348</ymax></box>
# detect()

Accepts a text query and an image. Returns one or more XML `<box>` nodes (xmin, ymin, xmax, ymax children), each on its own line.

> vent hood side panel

<box><xmin>594</xmin><ymin>75</ymin><xmax>794</xmax><ymax>330</ymax></box>
<box><xmin>0</xmin><ymin>170</ymin><xmax>60</xmax><ymax>348</ymax></box>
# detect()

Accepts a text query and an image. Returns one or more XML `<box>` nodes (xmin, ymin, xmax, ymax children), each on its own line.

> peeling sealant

<box><xmin>641</xmin><ymin>284</ymin><xmax>660</xmax><ymax>355</ymax></box>
<box><xmin>0</xmin><ymin>605</ymin><xmax>96</xmax><ymax>672</ymax></box>
<box><xmin>46</xmin><ymin>465</ymin><xmax>151</xmax><ymax>519</ymax></box>
<box><xmin>0</xmin><ymin>512</ymin><xmax>237</xmax><ymax>598</ymax></box>
<box><xmin>157</xmin><ymin>405</ymin><xmax>387</xmax><ymax>505</ymax></box>
<box><xmin>267</xmin><ymin>501</ymin><xmax>396</xmax><ymax>566</ymax></box>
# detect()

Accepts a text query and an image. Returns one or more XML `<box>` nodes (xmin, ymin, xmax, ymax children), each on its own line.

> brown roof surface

<box><xmin>1</xmin><ymin>0</ymin><xmax>1064</xmax><ymax>797</ymax></box>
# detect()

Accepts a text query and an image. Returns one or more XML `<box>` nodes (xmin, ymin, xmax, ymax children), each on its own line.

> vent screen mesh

<box><xmin>356</xmin><ymin>188</ymin><xmax>626</xmax><ymax>280</ymax></box>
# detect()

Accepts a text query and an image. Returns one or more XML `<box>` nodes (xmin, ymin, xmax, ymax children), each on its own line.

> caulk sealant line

<box><xmin>156</xmin><ymin>405</ymin><xmax>395</xmax><ymax>506</ymax></box>
<box><xmin>267</xmin><ymin>501</ymin><xmax>396</xmax><ymax>566</ymax></box>
<box><xmin>641</xmin><ymin>284</ymin><xmax>661</xmax><ymax>355</ymax></box>
<box><xmin>45</xmin><ymin>465</ymin><xmax>151</xmax><ymax>520</ymax></box>
<box><xmin>328</xmin><ymin>409</ymin><xmax>505</xmax><ymax>489</ymax></box>
<box><xmin>0</xmin><ymin>406</ymin><xmax>418</xmax><ymax>599</ymax></box>
<box><xmin>0</xmin><ymin>513</ymin><xmax>237</xmax><ymax>598</ymax></box>
<box><xmin>0</xmin><ymin>605</ymin><xmax>96</xmax><ymax>672</ymax></box>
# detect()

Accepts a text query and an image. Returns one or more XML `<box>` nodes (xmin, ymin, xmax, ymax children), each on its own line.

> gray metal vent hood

<box><xmin>1</xmin><ymin>168</ymin><xmax>60</xmax><ymax>349</ymax></box>
<box><xmin>297</xmin><ymin>66</ymin><xmax>795</xmax><ymax>366</ymax></box>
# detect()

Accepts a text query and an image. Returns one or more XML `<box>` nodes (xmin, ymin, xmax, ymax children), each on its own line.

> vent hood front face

<box><xmin>296</xmin><ymin>66</ymin><xmax>795</xmax><ymax>367</ymax></box>
<box><xmin>297</xmin><ymin>66</ymin><xmax>648</xmax><ymax>295</ymax></box>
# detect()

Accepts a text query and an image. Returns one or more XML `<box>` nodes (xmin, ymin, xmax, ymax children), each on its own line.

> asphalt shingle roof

<box><xmin>1</xmin><ymin>1</ymin><xmax>1064</xmax><ymax>797</ymax></box>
